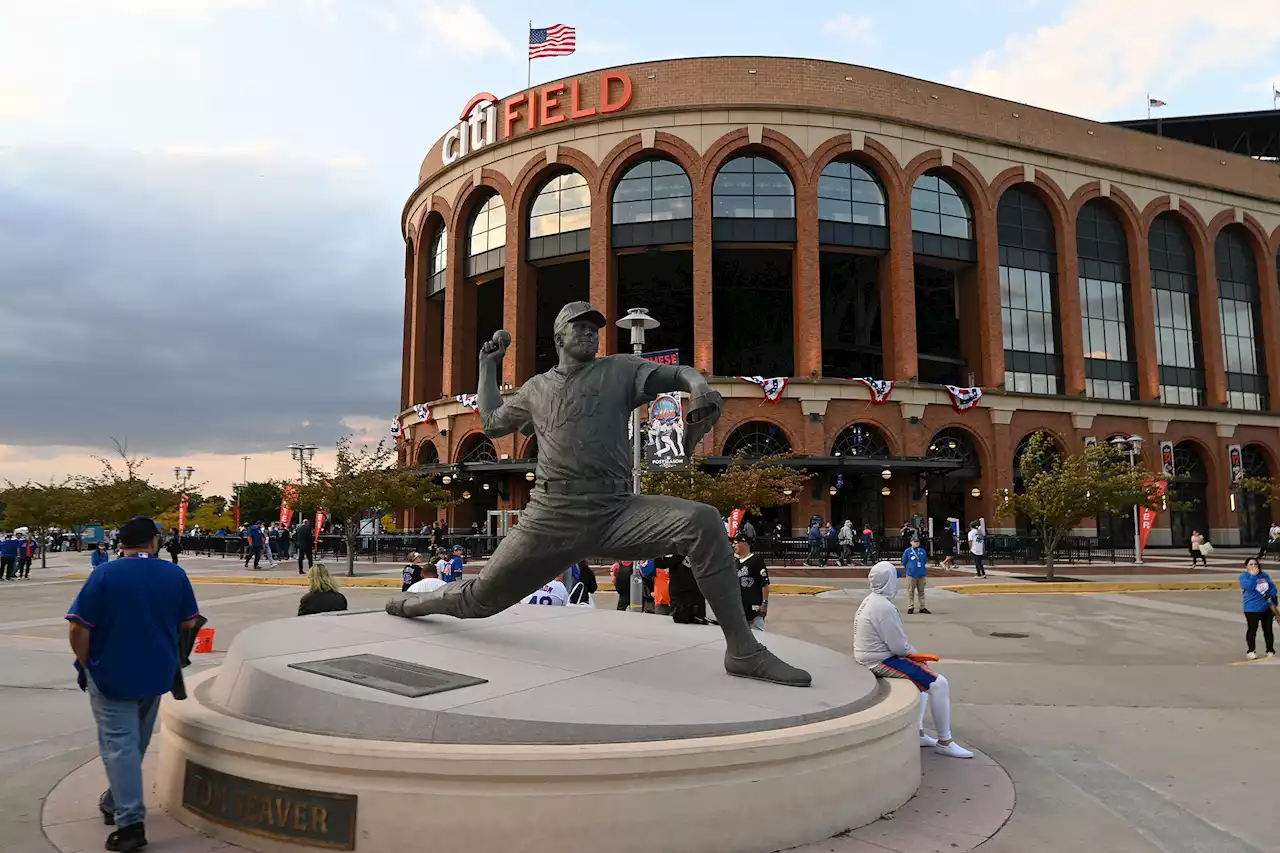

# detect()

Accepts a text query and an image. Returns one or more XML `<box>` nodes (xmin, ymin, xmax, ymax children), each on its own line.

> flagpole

<box><xmin>1147</xmin><ymin>93</ymin><xmax>1150</xmax><ymax>120</ymax></box>
<box><xmin>527</xmin><ymin>20</ymin><xmax>532</xmax><ymax>89</ymax></box>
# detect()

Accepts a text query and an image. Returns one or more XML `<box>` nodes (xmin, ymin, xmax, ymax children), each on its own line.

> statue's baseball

<box><xmin>493</xmin><ymin>329</ymin><xmax>512</xmax><ymax>348</ymax></box>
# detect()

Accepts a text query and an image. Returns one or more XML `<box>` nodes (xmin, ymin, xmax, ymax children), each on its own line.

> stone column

<box><xmin>793</xmin><ymin>181</ymin><xmax>822</xmax><ymax>378</ymax></box>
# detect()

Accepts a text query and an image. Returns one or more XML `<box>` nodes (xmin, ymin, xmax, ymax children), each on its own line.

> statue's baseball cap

<box><xmin>118</xmin><ymin>516</ymin><xmax>161</xmax><ymax>548</ymax></box>
<box><xmin>553</xmin><ymin>301</ymin><xmax>606</xmax><ymax>333</ymax></box>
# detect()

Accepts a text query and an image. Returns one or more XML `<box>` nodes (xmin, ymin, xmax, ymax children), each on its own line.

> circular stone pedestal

<box><xmin>157</xmin><ymin>606</ymin><xmax>920</xmax><ymax>853</ymax></box>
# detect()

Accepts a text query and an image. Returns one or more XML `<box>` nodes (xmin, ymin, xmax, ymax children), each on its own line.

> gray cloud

<box><xmin>0</xmin><ymin>146</ymin><xmax>403</xmax><ymax>455</ymax></box>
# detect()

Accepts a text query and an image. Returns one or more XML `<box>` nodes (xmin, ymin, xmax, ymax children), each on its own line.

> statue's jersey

<box><xmin>484</xmin><ymin>355</ymin><xmax>659</xmax><ymax>483</ymax></box>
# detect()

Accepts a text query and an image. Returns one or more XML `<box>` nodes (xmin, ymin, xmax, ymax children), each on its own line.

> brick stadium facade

<box><xmin>399</xmin><ymin>56</ymin><xmax>1280</xmax><ymax>547</ymax></box>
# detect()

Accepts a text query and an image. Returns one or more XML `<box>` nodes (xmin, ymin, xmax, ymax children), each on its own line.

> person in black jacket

<box><xmin>401</xmin><ymin>552</ymin><xmax>426</xmax><ymax>592</ymax></box>
<box><xmin>664</xmin><ymin>554</ymin><xmax>707</xmax><ymax>624</ymax></box>
<box><xmin>165</xmin><ymin>531</ymin><xmax>182</xmax><ymax>565</ymax></box>
<box><xmin>569</xmin><ymin>560</ymin><xmax>596</xmax><ymax>603</ymax></box>
<box><xmin>294</xmin><ymin>519</ymin><xmax>315</xmax><ymax>574</ymax></box>
<box><xmin>298</xmin><ymin>564</ymin><xmax>347</xmax><ymax>615</ymax></box>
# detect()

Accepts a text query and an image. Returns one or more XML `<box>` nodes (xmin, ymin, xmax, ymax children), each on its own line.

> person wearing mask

<box><xmin>838</xmin><ymin>520</ymin><xmax>855</xmax><ymax>565</ymax></box>
<box><xmin>66</xmin><ymin>516</ymin><xmax>201</xmax><ymax>850</ymax></box>
<box><xmin>294</xmin><ymin>518</ymin><xmax>315</xmax><ymax>574</ymax></box>
<box><xmin>611</xmin><ymin>560</ymin><xmax>634</xmax><ymax>611</ymax></box>
<box><xmin>297</xmin><ymin>564</ymin><xmax>348</xmax><ymax>616</ymax></box>
<box><xmin>1189</xmin><ymin>529</ymin><xmax>1208</xmax><ymax>568</ymax></box>
<box><xmin>407</xmin><ymin>560</ymin><xmax>446</xmax><ymax>595</ymax></box>
<box><xmin>165</xmin><ymin>530</ymin><xmax>182</xmax><ymax>566</ymax></box>
<box><xmin>854</xmin><ymin>561</ymin><xmax>973</xmax><ymax>759</ymax></box>
<box><xmin>967</xmin><ymin>521</ymin><xmax>987</xmax><ymax>578</ymax></box>
<box><xmin>569</xmin><ymin>560</ymin><xmax>597</xmax><ymax>604</ymax></box>
<box><xmin>806</xmin><ymin>521</ymin><xmax>822</xmax><ymax>566</ymax></box>
<box><xmin>733</xmin><ymin>534</ymin><xmax>769</xmax><ymax>631</ymax></box>
<box><xmin>18</xmin><ymin>533</ymin><xmax>38</xmax><ymax>578</ymax></box>
<box><xmin>0</xmin><ymin>534</ymin><xmax>18</xmax><ymax>581</ymax></box>
<box><xmin>440</xmin><ymin>544</ymin><xmax>466</xmax><ymax>584</ymax></box>
<box><xmin>90</xmin><ymin>542</ymin><xmax>111</xmax><ymax>570</ymax></box>
<box><xmin>1240</xmin><ymin>557</ymin><xmax>1278</xmax><ymax>660</ymax></box>
<box><xmin>243</xmin><ymin>522</ymin><xmax>264</xmax><ymax>570</ymax></box>
<box><xmin>401</xmin><ymin>551</ymin><xmax>426</xmax><ymax>592</ymax></box>
<box><xmin>824</xmin><ymin>522</ymin><xmax>840</xmax><ymax>567</ymax></box>
<box><xmin>903</xmin><ymin>535</ymin><xmax>930</xmax><ymax>615</ymax></box>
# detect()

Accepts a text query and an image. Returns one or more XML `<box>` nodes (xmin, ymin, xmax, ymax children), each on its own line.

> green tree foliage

<box><xmin>0</xmin><ymin>480</ymin><xmax>86</xmax><ymax>568</ymax></box>
<box><xmin>294</xmin><ymin>437</ymin><xmax>450</xmax><ymax>576</ymax></box>
<box><xmin>642</xmin><ymin>454</ymin><xmax>812</xmax><ymax>516</ymax></box>
<box><xmin>76</xmin><ymin>439</ymin><xmax>179</xmax><ymax>528</ymax></box>
<box><xmin>996</xmin><ymin>431</ymin><xmax>1163</xmax><ymax>580</ymax></box>
<box><xmin>234</xmin><ymin>482</ymin><xmax>285</xmax><ymax>527</ymax></box>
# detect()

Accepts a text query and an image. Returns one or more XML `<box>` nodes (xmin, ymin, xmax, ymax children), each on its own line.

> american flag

<box><xmin>1149</xmin><ymin>98</ymin><xmax>1167</xmax><ymax>107</ymax></box>
<box><xmin>529</xmin><ymin>24</ymin><xmax>575</xmax><ymax>59</ymax></box>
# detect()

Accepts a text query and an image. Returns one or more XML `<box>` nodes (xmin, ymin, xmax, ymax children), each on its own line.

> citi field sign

<box><xmin>442</xmin><ymin>72</ymin><xmax>634</xmax><ymax>166</ymax></box>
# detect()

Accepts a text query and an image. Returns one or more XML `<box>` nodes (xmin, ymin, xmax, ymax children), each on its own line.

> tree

<box><xmin>643</xmin><ymin>454</ymin><xmax>812</xmax><ymax>516</ymax></box>
<box><xmin>77</xmin><ymin>439</ymin><xmax>180</xmax><ymax>528</ymax></box>
<box><xmin>0</xmin><ymin>480</ymin><xmax>87</xmax><ymax>567</ymax></box>
<box><xmin>294</xmin><ymin>437</ymin><xmax>451</xmax><ymax>576</ymax></box>
<box><xmin>996</xmin><ymin>431</ymin><xmax>1163</xmax><ymax>580</ymax></box>
<box><xmin>234</xmin><ymin>482</ymin><xmax>285</xmax><ymax>527</ymax></box>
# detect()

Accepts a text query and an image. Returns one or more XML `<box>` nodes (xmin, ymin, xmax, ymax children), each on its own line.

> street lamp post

<box><xmin>616</xmin><ymin>307</ymin><xmax>660</xmax><ymax>495</ymax></box>
<box><xmin>173</xmin><ymin>466</ymin><xmax>195</xmax><ymax>490</ymax></box>
<box><xmin>1110</xmin><ymin>435</ymin><xmax>1144</xmax><ymax>565</ymax></box>
<box><xmin>289</xmin><ymin>443</ymin><xmax>319</xmax><ymax>484</ymax></box>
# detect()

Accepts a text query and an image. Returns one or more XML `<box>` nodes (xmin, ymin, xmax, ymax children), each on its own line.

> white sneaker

<box><xmin>1269</xmin><ymin>652</ymin><xmax>1277</xmax><ymax>658</ymax></box>
<box><xmin>919</xmin><ymin>733</ymin><xmax>938</xmax><ymax>748</ymax></box>
<box><xmin>1246</xmin><ymin>651</ymin><xmax>1258</xmax><ymax>660</ymax></box>
<box><xmin>935</xmin><ymin>740</ymin><xmax>974</xmax><ymax>759</ymax></box>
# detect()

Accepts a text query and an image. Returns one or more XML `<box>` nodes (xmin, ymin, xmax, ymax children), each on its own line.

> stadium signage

<box><xmin>443</xmin><ymin>72</ymin><xmax>634</xmax><ymax>166</ymax></box>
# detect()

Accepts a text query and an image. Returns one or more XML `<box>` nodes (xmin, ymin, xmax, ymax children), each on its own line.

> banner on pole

<box><xmin>1159</xmin><ymin>441</ymin><xmax>1175</xmax><ymax>477</ymax></box>
<box><xmin>1139</xmin><ymin>480</ymin><xmax>1167</xmax><ymax>552</ymax></box>
<box><xmin>645</xmin><ymin>393</ymin><xmax>687</xmax><ymax>470</ymax></box>
<box><xmin>1228</xmin><ymin>444</ymin><xmax>1244</xmax><ymax>486</ymax></box>
<box><xmin>178</xmin><ymin>494</ymin><xmax>189</xmax><ymax>537</ymax></box>
<box><xmin>727</xmin><ymin>508</ymin><xmax>745</xmax><ymax>538</ymax></box>
<box><xmin>233</xmin><ymin>498</ymin><xmax>240</xmax><ymax>530</ymax></box>
<box><xmin>280</xmin><ymin>484</ymin><xmax>299</xmax><ymax>529</ymax></box>
<box><xmin>314</xmin><ymin>511</ymin><xmax>326</xmax><ymax>543</ymax></box>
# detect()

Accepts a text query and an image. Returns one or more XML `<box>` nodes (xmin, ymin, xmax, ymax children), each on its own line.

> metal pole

<box><xmin>632</xmin><ymin>335</ymin><xmax>643</xmax><ymax>495</ymax></box>
<box><xmin>527</xmin><ymin>20</ymin><xmax>532</xmax><ymax>89</ymax></box>
<box><xmin>1131</xmin><ymin>447</ymin><xmax>1143</xmax><ymax>564</ymax></box>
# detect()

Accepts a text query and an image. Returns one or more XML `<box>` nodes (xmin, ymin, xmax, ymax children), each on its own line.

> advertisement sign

<box><xmin>1160</xmin><ymin>441</ymin><xmax>1175</xmax><ymax>477</ymax></box>
<box><xmin>1139</xmin><ymin>480</ymin><xmax>1167</xmax><ymax>552</ymax></box>
<box><xmin>1228</xmin><ymin>444</ymin><xmax>1244</xmax><ymax>486</ymax></box>
<box><xmin>640</xmin><ymin>348</ymin><xmax>680</xmax><ymax>366</ymax></box>
<box><xmin>644</xmin><ymin>393</ymin><xmax>686</xmax><ymax>470</ymax></box>
<box><xmin>314</xmin><ymin>511</ymin><xmax>326</xmax><ymax>543</ymax></box>
<box><xmin>233</xmin><ymin>499</ymin><xmax>240</xmax><ymax>530</ymax></box>
<box><xmin>280</xmin><ymin>484</ymin><xmax>299</xmax><ymax>529</ymax></box>
<box><xmin>1084</xmin><ymin>436</ymin><xmax>1097</xmax><ymax>448</ymax></box>
<box><xmin>727</xmin><ymin>509</ymin><xmax>745</xmax><ymax>539</ymax></box>
<box><xmin>178</xmin><ymin>493</ymin><xmax>189</xmax><ymax>537</ymax></box>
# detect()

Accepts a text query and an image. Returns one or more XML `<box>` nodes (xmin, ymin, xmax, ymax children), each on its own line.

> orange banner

<box><xmin>314</xmin><ymin>510</ymin><xmax>325</xmax><ymax>543</ymax></box>
<box><xmin>727</xmin><ymin>508</ymin><xmax>745</xmax><ymax>538</ymax></box>
<box><xmin>280</xmin><ymin>484</ymin><xmax>299</xmax><ymax>529</ymax></box>
<box><xmin>178</xmin><ymin>493</ymin><xmax>189</xmax><ymax>536</ymax></box>
<box><xmin>1139</xmin><ymin>480</ymin><xmax>1167</xmax><ymax>552</ymax></box>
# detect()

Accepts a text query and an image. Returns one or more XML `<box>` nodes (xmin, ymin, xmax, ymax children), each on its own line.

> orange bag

<box><xmin>654</xmin><ymin>567</ymin><xmax>671</xmax><ymax>606</ymax></box>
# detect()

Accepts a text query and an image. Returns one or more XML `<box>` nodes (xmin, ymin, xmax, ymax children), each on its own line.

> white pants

<box><xmin>917</xmin><ymin>675</ymin><xmax>953</xmax><ymax>741</ymax></box>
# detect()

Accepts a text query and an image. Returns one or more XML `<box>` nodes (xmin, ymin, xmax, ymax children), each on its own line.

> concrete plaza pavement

<box><xmin>0</xmin><ymin>555</ymin><xmax>1274</xmax><ymax>852</ymax></box>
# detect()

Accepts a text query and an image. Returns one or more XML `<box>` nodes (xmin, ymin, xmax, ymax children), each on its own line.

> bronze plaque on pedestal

<box><xmin>182</xmin><ymin>761</ymin><xmax>357</xmax><ymax>850</ymax></box>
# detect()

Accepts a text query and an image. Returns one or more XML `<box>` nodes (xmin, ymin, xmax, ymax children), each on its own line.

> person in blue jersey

<box><xmin>0</xmin><ymin>534</ymin><xmax>18</xmax><ymax>580</ymax></box>
<box><xmin>65</xmin><ymin>516</ymin><xmax>200</xmax><ymax>852</ymax></box>
<box><xmin>902</xmin><ymin>535</ymin><xmax>930</xmax><ymax>615</ymax></box>
<box><xmin>1240</xmin><ymin>557</ymin><xmax>1277</xmax><ymax>660</ymax></box>
<box><xmin>243</xmin><ymin>521</ymin><xmax>264</xmax><ymax>570</ymax></box>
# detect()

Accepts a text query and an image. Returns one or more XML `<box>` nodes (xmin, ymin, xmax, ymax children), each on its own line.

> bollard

<box><xmin>629</xmin><ymin>567</ymin><xmax>645</xmax><ymax>612</ymax></box>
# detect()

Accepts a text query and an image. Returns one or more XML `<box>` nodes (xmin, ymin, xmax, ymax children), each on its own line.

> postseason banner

<box><xmin>645</xmin><ymin>393</ymin><xmax>687</xmax><ymax>470</ymax></box>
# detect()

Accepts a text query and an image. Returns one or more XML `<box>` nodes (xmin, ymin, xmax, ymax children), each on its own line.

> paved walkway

<box><xmin>43</xmin><ymin>743</ymin><xmax>1014</xmax><ymax>853</ymax></box>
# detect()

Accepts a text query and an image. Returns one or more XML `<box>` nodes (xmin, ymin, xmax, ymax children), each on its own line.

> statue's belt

<box><xmin>536</xmin><ymin>478</ymin><xmax>633</xmax><ymax>495</ymax></box>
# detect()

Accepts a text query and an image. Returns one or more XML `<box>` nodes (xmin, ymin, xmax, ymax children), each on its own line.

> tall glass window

<box><xmin>426</xmin><ymin>227</ymin><xmax>447</xmax><ymax>294</ymax></box>
<box><xmin>998</xmin><ymin>186</ymin><xmax>1060</xmax><ymax>394</ymax></box>
<box><xmin>1148</xmin><ymin>214</ymin><xmax>1204</xmax><ymax>406</ymax></box>
<box><xmin>529</xmin><ymin>172</ymin><xmax>590</xmax><ymax>238</ymax></box>
<box><xmin>1216</xmin><ymin>226</ymin><xmax>1267</xmax><ymax>411</ymax></box>
<box><xmin>712</xmin><ymin>156</ymin><xmax>794</xmax><ymax>218</ymax></box>
<box><xmin>911</xmin><ymin>174</ymin><xmax>972</xmax><ymax>238</ymax></box>
<box><xmin>818</xmin><ymin>162</ymin><xmax>886</xmax><ymax>226</ymax></box>
<box><xmin>1077</xmin><ymin>200</ymin><xmax>1135</xmax><ymax>400</ymax></box>
<box><xmin>468</xmin><ymin>195</ymin><xmax>506</xmax><ymax>257</ymax></box>
<box><xmin>612</xmin><ymin>159</ymin><xmax>692</xmax><ymax>223</ymax></box>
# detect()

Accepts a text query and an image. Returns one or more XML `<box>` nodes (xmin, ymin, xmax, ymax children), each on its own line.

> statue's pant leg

<box><xmin>388</xmin><ymin>524</ymin><xmax>577</xmax><ymax>619</ymax></box>
<box><xmin>595</xmin><ymin>494</ymin><xmax>763</xmax><ymax>659</ymax></box>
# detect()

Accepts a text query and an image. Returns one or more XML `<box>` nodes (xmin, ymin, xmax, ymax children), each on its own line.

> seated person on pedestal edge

<box><xmin>854</xmin><ymin>561</ymin><xmax>973</xmax><ymax>759</ymax></box>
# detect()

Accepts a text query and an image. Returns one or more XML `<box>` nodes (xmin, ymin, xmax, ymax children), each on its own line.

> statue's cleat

<box><xmin>385</xmin><ymin>595</ymin><xmax>411</xmax><ymax>617</ymax></box>
<box><xmin>725</xmin><ymin>647</ymin><xmax>812</xmax><ymax>687</ymax></box>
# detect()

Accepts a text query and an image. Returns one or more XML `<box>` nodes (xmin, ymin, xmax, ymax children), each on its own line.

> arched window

<box><xmin>466</xmin><ymin>194</ymin><xmax>506</xmax><ymax>277</ymax></box>
<box><xmin>911</xmin><ymin>173</ymin><xmax>972</xmax><ymax>239</ymax></box>
<box><xmin>831</xmin><ymin>423</ymin><xmax>890</xmax><ymax>458</ymax></box>
<box><xmin>457</xmin><ymin>435</ymin><xmax>499</xmax><ymax>464</ymax></box>
<box><xmin>714</xmin><ymin>156</ymin><xmax>794</xmax><ymax>218</ymax></box>
<box><xmin>926</xmin><ymin>428</ymin><xmax>977</xmax><ymax>466</ymax></box>
<box><xmin>998</xmin><ymin>186</ymin><xmax>1060</xmax><ymax>395</ymax></box>
<box><xmin>612</xmin><ymin>158</ymin><xmax>693</xmax><ymax>248</ymax></box>
<box><xmin>528</xmin><ymin>172</ymin><xmax>590</xmax><ymax>261</ymax></box>
<box><xmin>1149</xmin><ymin>214</ymin><xmax>1204</xmax><ymax>406</ymax></box>
<box><xmin>722</xmin><ymin>421</ymin><xmax>792</xmax><ymax>457</ymax></box>
<box><xmin>1077</xmin><ymin>200</ymin><xmax>1135</xmax><ymax>401</ymax></box>
<box><xmin>1216</xmin><ymin>226</ymin><xmax>1266</xmax><ymax>411</ymax></box>
<box><xmin>1240</xmin><ymin>444</ymin><xmax>1271</xmax><ymax>545</ymax></box>
<box><xmin>416</xmin><ymin>441</ymin><xmax>439</xmax><ymax>466</ymax></box>
<box><xmin>1168</xmin><ymin>442</ymin><xmax>1209</xmax><ymax>546</ymax></box>
<box><xmin>818</xmin><ymin>161</ymin><xmax>888</xmax><ymax>252</ymax></box>
<box><xmin>426</xmin><ymin>227</ymin><xmax>447</xmax><ymax>295</ymax></box>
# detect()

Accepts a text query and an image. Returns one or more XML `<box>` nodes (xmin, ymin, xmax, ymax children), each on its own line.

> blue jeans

<box><xmin>87</xmin><ymin>674</ymin><xmax>161</xmax><ymax>828</ymax></box>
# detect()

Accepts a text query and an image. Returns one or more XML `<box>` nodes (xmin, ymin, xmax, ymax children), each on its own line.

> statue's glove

<box><xmin>684</xmin><ymin>388</ymin><xmax>723</xmax><ymax>451</ymax></box>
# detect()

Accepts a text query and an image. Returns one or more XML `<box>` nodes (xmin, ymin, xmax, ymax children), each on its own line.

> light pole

<box><xmin>173</xmin><ymin>466</ymin><xmax>195</xmax><ymax>490</ymax></box>
<box><xmin>289</xmin><ymin>443</ymin><xmax>318</xmax><ymax>484</ymax></box>
<box><xmin>616</xmin><ymin>307</ymin><xmax>660</xmax><ymax>495</ymax></box>
<box><xmin>1110</xmin><ymin>435</ymin><xmax>1144</xmax><ymax>564</ymax></box>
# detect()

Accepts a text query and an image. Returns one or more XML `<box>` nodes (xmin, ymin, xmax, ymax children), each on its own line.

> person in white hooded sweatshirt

<box><xmin>854</xmin><ymin>561</ymin><xmax>973</xmax><ymax>759</ymax></box>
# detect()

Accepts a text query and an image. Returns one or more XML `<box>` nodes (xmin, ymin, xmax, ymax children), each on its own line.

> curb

<box><xmin>937</xmin><ymin>579</ymin><xmax>1237</xmax><ymax>595</ymax></box>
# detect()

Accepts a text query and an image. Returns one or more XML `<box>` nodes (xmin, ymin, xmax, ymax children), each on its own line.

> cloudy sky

<box><xmin>3</xmin><ymin>0</ymin><xmax>1279</xmax><ymax>496</ymax></box>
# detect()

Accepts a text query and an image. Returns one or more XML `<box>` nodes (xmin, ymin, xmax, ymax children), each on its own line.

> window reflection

<box><xmin>468</xmin><ymin>195</ymin><xmax>507</xmax><ymax>257</ymax></box>
<box><xmin>712</xmin><ymin>156</ymin><xmax>795</xmax><ymax>219</ymax></box>
<box><xmin>998</xmin><ymin>186</ymin><xmax>1059</xmax><ymax>394</ymax></box>
<box><xmin>613</xmin><ymin>159</ymin><xmax>693</xmax><ymax>224</ymax></box>
<box><xmin>911</xmin><ymin>173</ymin><xmax>972</xmax><ymax>238</ymax></box>
<box><xmin>818</xmin><ymin>161</ymin><xmax>886</xmax><ymax>226</ymax></box>
<box><xmin>529</xmin><ymin>172</ymin><xmax>591</xmax><ymax>238</ymax></box>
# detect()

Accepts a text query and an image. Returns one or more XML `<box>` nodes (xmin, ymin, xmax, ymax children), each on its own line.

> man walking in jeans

<box><xmin>65</xmin><ymin>516</ymin><xmax>200</xmax><ymax>852</ymax></box>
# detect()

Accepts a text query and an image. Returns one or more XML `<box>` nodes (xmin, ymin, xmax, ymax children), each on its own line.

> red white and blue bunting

<box><xmin>455</xmin><ymin>394</ymin><xmax>479</xmax><ymax>412</ymax></box>
<box><xmin>736</xmin><ymin>376</ymin><xmax>789</xmax><ymax>402</ymax></box>
<box><xmin>854</xmin><ymin>378</ymin><xmax>895</xmax><ymax>404</ymax></box>
<box><xmin>945</xmin><ymin>385</ymin><xmax>984</xmax><ymax>413</ymax></box>
<box><xmin>413</xmin><ymin>403</ymin><xmax>432</xmax><ymax>423</ymax></box>
<box><xmin>389</xmin><ymin>418</ymin><xmax>403</xmax><ymax>443</ymax></box>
